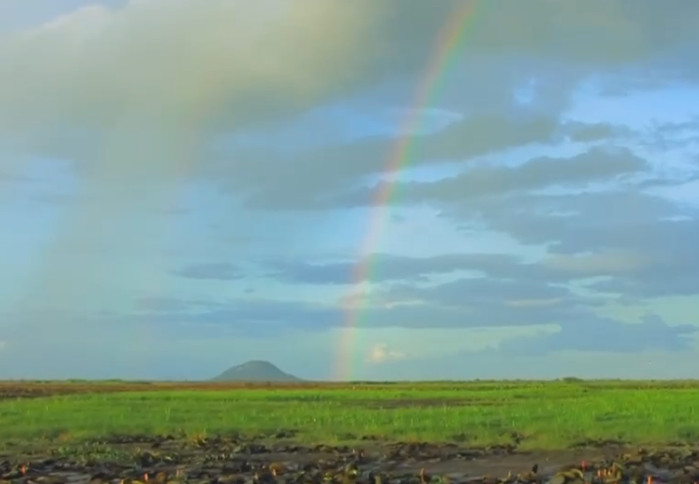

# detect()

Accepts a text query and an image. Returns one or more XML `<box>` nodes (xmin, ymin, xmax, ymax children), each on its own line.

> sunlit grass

<box><xmin>0</xmin><ymin>380</ymin><xmax>698</xmax><ymax>450</ymax></box>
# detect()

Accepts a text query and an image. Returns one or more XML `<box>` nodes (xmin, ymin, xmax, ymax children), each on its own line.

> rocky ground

<box><xmin>1</xmin><ymin>436</ymin><xmax>698</xmax><ymax>484</ymax></box>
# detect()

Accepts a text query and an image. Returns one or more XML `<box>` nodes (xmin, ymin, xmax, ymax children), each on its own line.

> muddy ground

<box><xmin>2</xmin><ymin>383</ymin><xmax>698</xmax><ymax>483</ymax></box>
<box><xmin>1</xmin><ymin>435</ymin><xmax>698</xmax><ymax>484</ymax></box>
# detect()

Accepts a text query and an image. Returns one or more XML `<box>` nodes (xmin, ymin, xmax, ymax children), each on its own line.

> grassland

<box><xmin>1</xmin><ymin>379</ymin><xmax>698</xmax><ymax>451</ymax></box>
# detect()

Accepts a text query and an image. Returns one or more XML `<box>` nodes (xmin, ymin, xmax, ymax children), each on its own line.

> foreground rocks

<box><xmin>1</xmin><ymin>437</ymin><xmax>698</xmax><ymax>484</ymax></box>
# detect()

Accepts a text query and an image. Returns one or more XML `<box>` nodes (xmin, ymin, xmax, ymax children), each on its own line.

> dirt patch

<box><xmin>1</xmin><ymin>435</ymin><xmax>698</xmax><ymax>483</ymax></box>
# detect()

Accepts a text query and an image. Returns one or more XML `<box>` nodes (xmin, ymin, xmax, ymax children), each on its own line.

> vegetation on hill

<box><xmin>211</xmin><ymin>360</ymin><xmax>302</xmax><ymax>382</ymax></box>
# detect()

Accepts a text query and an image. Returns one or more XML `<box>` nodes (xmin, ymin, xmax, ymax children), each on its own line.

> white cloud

<box><xmin>366</xmin><ymin>343</ymin><xmax>407</xmax><ymax>364</ymax></box>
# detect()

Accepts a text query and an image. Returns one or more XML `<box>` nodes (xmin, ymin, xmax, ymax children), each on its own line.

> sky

<box><xmin>1</xmin><ymin>0</ymin><xmax>699</xmax><ymax>381</ymax></box>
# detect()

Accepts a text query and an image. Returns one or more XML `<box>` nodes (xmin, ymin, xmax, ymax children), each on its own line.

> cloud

<box><xmin>498</xmin><ymin>313</ymin><xmax>697</xmax><ymax>354</ymax></box>
<box><xmin>542</xmin><ymin>251</ymin><xmax>648</xmax><ymax>274</ymax></box>
<box><xmin>266</xmin><ymin>253</ymin><xmax>519</xmax><ymax>286</ymax></box>
<box><xmin>215</xmin><ymin>122</ymin><xmax>649</xmax><ymax>211</ymax></box>
<box><xmin>366</xmin><ymin>343</ymin><xmax>407</xmax><ymax>364</ymax></box>
<box><xmin>250</xmin><ymin>231</ymin><xmax>699</xmax><ymax>351</ymax></box>
<box><xmin>443</xmin><ymin>189</ymin><xmax>699</xmax><ymax>299</ymax></box>
<box><xmin>175</xmin><ymin>262</ymin><xmax>243</xmax><ymax>281</ymax></box>
<box><xmin>2</xmin><ymin>1</ymin><xmax>697</xmax><ymax>146</ymax></box>
<box><xmin>114</xmin><ymin>271</ymin><xmax>695</xmax><ymax>356</ymax></box>
<box><xmin>133</xmin><ymin>296</ymin><xmax>212</xmax><ymax>312</ymax></box>
<box><xmin>103</xmin><ymin>291</ymin><xmax>699</xmax><ymax>355</ymax></box>
<box><xmin>227</xmin><ymin>114</ymin><xmax>560</xmax><ymax>210</ymax></box>
<box><xmin>2</xmin><ymin>1</ymin><xmax>699</xmax><ymax>380</ymax></box>
<box><xmin>265</xmin><ymin>249</ymin><xmax>647</xmax><ymax>287</ymax></box>
<box><xmin>384</xmin><ymin>276</ymin><xmax>574</xmax><ymax>311</ymax></box>
<box><xmin>1</xmin><ymin>1</ymin><xmax>381</xmax><ymax>133</ymax></box>
<box><xmin>132</xmin><ymin>297</ymin><xmax>342</xmax><ymax>337</ymax></box>
<box><xmin>2</xmin><ymin>0</ymin><xmax>696</xmax><ymax>203</ymax></box>
<box><xmin>368</xmin><ymin>345</ymin><xmax>699</xmax><ymax>380</ymax></box>
<box><xmin>335</xmin><ymin>146</ymin><xmax>648</xmax><ymax>208</ymax></box>
<box><xmin>460</xmin><ymin>190</ymin><xmax>682</xmax><ymax>246</ymax></box>
<box><xmin>561</xmin><ymin>122</ymin><xmax>634</xmax><ymax>143</ymax></box>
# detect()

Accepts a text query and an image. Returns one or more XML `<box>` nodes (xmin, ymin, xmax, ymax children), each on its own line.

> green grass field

<box><xmin>1</xmin><ymin>380</ymin><xmax>698</xmax><ymax>450</ymax></box>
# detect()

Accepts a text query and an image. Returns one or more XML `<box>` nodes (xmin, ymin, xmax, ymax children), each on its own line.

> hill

<box><xmin>211</xmin><ymin>360</ymin><xmax>302</xmax><ymax>382</ymax></box>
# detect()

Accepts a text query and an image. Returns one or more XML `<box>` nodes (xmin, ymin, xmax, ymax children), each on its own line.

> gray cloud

<box><xmin>561</xmin><ymin>122</ymin><xmax>634</xmax><ymax>143</ymax></box>
<box><xmin>266</xmin><ymin>253</ymin><xmax>523</xmax><ymax>285</ymax></box>
<box><xmin>175</xmin><ymin>262</ymin><xmax>243</xmax><ymax>281</ymax></box>
<box><xmin>2</xmin><ymin>0</ymin><xmax>695</xmax><ymax>214</ymax></box>
<box><xmin>222</xmin><ymin>114</ymin><xmax>559</xmax><ymax>210</ymax></box>
<box><xmin>221</xmin><ymin>120</ymin><xmax>648</xmax><ymax>211</ymax></box>
<box><xmin>363</xmin><ymin>345</ymin><xmax>699</xmax><ymax>380</ymax></box>
<box><xmin>265</xmin><ymin>251</ymin><xmax>647</xmax><ymax>289</ymax></box>
<box><xmin>133</xmin><ymin>298</ymin><xmax>341</xmax><ymax>338</ymax></box>
<box><xmin>385</xmin><ymin>276</ymin><xmax>572</xmax><ymax>309</ymax></box>
<box><xmin>1</xmin><ymin>0</ymin><xmax>695</xmax><ymax>159</ymax></box>
<box><xmin>362</xmin><ymin>276</ymin><xmax>607</xmax><ymax>331</ymax></box>
<box><xmin>111</xmin><ymin>286</ymin><xmax>699</xmax><ymax>354</ymax></box>
<box><xmin>440</xmin><ymin>186</ymin><xmax>699</xmax><ymax>299</ymax></box>
<box><xmin>456</xmin><ymin>190</ymin><xmax>680</xmax><ymax>248</ymax></box>
<box><xmin>3</xmin><ymin>0</ymin><xmax>699</xmax><ymax>379</ymax></box>
<box><xmin>499</xmin><ymin>313</ymin><xmax>697</xmax><ymax>354</ymax></box>
<box><xmin>363</xmin><ymin>284</ymin><xmax>698</xmax><ymax>352</ymax></box>
<box><xmin>333</xmin><ymin>146</ymin><xmax>648</xmax><ymax>208</ymax></box>
<box><xmin>641</xmin><ymin>118</ymin><xmax>699</xmax><ymax>153</ymax></box>
<box><xmin>2</xmin><ymin>300</ymin><xmax>696</xmax><ymax>380</ymax></box>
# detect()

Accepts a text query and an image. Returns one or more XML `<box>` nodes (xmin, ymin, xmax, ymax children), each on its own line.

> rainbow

<box><xmin>334</xmin><ymin>1</ymin><xmax>481</xmax><ymax>381</ymax></box>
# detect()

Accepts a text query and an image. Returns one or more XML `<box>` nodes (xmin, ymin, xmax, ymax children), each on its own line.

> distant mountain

<box><xmin>211</xmin><ymin>360</ymin><xmax>302</xmax><ymax>382</ymax></box>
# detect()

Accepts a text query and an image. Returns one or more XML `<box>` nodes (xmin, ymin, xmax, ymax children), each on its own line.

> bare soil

<box><xmin>2</xmin><ymin>383</ymin><xmax>698</xmax><ymax>482</ymax></box>
<box><xmin>1</xmin><ymin>435</ymin><xmax>698</xmax><ymax>484</ymax></box>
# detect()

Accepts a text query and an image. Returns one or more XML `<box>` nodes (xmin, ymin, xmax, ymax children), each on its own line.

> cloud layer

<box><xmin>1</xmin><ymin>0</ymin><xmax>698</xmax><ymax>379</ymax></box>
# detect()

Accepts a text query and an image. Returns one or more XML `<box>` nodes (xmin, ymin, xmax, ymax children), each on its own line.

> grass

<box><xmin>1</xmin><ymin>380</ymin><xmax>698</xmax><ymax>450</ymax></box>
